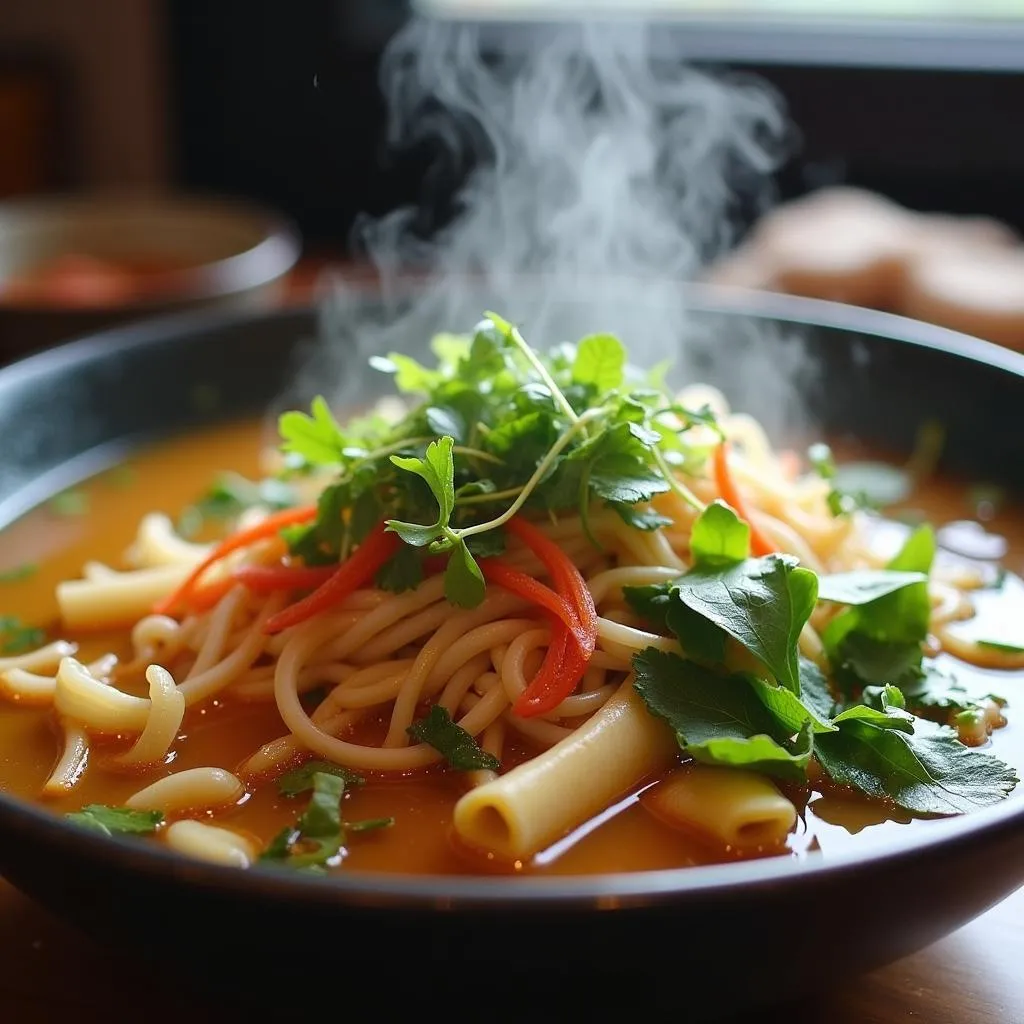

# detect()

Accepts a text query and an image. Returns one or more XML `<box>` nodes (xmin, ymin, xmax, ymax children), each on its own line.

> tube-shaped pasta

<box><xmin>164</xmin><ymin>820</ymin><xmax>256</xmax><ymax>867</ymax></box>
<box><xmin>640</xmin><ymin>763</ymin><xmax>797</xmax><ymax>851</ymax></box>
<box><xmin>453</xmin><ymin>680</ymin><xmax>677</xmax><ymax>860</ymax></box>
<box><xmin>125</xmin><ymin>767</ymin><xmax>245</xmax><ymax>813</ymax></box>
<box><xmin>57</xmin><ymin>565</ymin><xmax>194</xmax><ymax>630</ymax></box>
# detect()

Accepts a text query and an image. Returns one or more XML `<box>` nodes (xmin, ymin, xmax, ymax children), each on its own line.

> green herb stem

<box><xmin>487</xmin><ymin>312</ymin><xmax>580</xmax><ymax>427</ymax></box>
<box><xmin>455</xmin><ymin>407</ymin><xmax>607</xmax><ymax>541</ymax></box>
<box><xmin>651</xmin><ymin>447</ymin><xmax>706</xmax><ymax>513</ymax></box>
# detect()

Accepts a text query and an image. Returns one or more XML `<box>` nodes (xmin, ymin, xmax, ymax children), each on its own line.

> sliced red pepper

<box><xmin>479</xmin><ymin>558</ymin><xmax>580</xmax><ymax>636</ymax></box>
<box><xmin>262</xmin><ymin>522</ymin><xmax>400</xmax><ymax>635</ymax></box>
<box><xmin>232</xmin><ymin>562</ymin><xmax>339</xmax><ymax>593</ymax></box>
<box><xmin>504</xmin><ymin>516</ymin><xmax>598</xmax><ymax>718</ymax></box>
<box><xmin>712</xmin><ymin>441</ymin><xmax>776</xmax><ymax>557</ymax></box>
<box><xmin>154</xmin><ymin>504</ymin><xmax>317</xmax><ymax>615</ymax></box>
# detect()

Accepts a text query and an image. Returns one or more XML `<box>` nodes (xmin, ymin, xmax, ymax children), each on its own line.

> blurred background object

<box><xmin>0</xmin><ymin>195</ymin><xmax>301</xmax><ymax>354</ymax></box>
<box><xmin>705</xmin><ymin>186</ymin><xmax>1024</xmax><ymax>350</ymax></box>
<box><xmin>2</xmin><ymin>0</ymin><xmax>1024</xmax><ymax>357</ymax></box>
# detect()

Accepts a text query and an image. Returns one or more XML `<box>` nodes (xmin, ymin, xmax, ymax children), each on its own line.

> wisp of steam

<box><xmin>288</xmin><ymin>16</ymin><xmax>812</xmax><ymax>436</ymax></box>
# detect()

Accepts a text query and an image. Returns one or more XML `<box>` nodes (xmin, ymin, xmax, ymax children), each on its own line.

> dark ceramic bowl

<box><xmin>0</xmin><ymin>193</ymin><xmax>301</xmax><ymax>358</ymax></box>
<box><xmin>0</xmin><ymin>285</ymin><xmax>1023</xmax><ymax>1019</ymax></box>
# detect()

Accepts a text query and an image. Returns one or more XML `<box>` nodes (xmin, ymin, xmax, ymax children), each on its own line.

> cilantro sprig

<box><xmin>275</xmin><ymin>312</ymin><xmax>720</xmax><ymax>608</ymax></box>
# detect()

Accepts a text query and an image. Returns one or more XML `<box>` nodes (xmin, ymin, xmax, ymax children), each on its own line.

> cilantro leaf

<box><xmin>886</xmin><ymin>661</ymin><xmax>1005</xmax><ymax>723</ymax></box>
<box><xmin>387</xmin><ymin>436</ymin><xmax>456</xmax><ymax>546</ymax></box>
<box><xmin>49</xmin><ymin>489</ymin><xmax>89</xmax><ymax>516</ymax></box>
<box><xmin>0</xmin><ymin>616</ymin><xmax>45</xmax><ymax>655</ymax></box>
<box><xmin>370</xmin><ymin>352</ymin><xmax>443</xmax><ymax>395</ymax></box>
<box><xmin>279</xmin><ymin>396</ymin><xmax>347</xmax><ymax>466</ymax></box>
<box><xmin>0</xmin><ymin>563</ymin><xmax>37</xmax><ymax>583</ymax></box>
<box><xmin>407</xmin><ymin>705</ymin><xmax>499</xmax><ymax>771</ymax></box>
<box><xmin>66</xmin><ymin>805</ymin><xmax>163</xmax><ymax>837</ymax></box>
<box><xmin>797</xmin><ymin>657</ymin><xmax>839</xmax><ymax>722</ymax></box>
<box><xmin>609</xmin><ymin>503</ymin><xmax>673</xmax><ymax>531</ymax></box>
<box><xmin>375</xmin><ymin>544</ymin><xmax>425</xmax><ymax>593</ymax></box>
<box><xmin>689</xmin><ymin>500</ymin><xmax>750</xmax><ymax>567</ymax></box>
<box><xmin>748</xmin><ymin>675</ymin><xmax>836</xmax><ymax>734</ymax></box>
<box><xmin>444</xmin><ymin>539</ymin><xmax>486</xmax><ymax>609</ymax></box>
<box><xmin>277</xmin><ymin>760</ymin><xmax>365</xmax><ymax>797</ymax></box>
<box><xmin>572</xmin><ymin>333</ymin><xmax>626</xmax><ymax>393</ymax></box>
<box><xmin>282</xmin><ymin>482</ymin><xmax>349</xmax><ymax>565</ymax></box>
<box><xmin>261</xmin><ymin>771</ymin><xmax>346</xmax><ymax>869</ymax></box>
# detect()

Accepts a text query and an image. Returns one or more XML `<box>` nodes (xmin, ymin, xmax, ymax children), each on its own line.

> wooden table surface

<box><xmin>3</xmin><ymin>258</ymin><xmax>1023</xmax><ymax>1022</ymax></box>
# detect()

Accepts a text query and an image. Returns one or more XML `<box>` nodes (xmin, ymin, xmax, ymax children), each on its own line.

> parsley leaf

<box><xmin>689</xmin><ymin>500</ymin><xmax>750</xmax><ymax>567</ymax></box>
<box><xmin>572</xmin><ymin>333</ymin><xmax>626</xmax><ymax>393</ymax></box>
<box><xmin>824</xmin><ymin>526</ymin><xmax>935</xmax><ymax>691</ymax></box>
<box><xmin>444</xmin><ymin>539</ymin><xmax>486</xmax><ymax>608</ymax></box>
<box><xmin>66</xmin><ymin>805</ymin><xmax>163</xmax><ymax>837</ymax></box>
<box><xmin>0</xmin><ymin>563</ymin><xmax>37</xmax><ymax>583</ymax></box>
<box><xmin>0</xmin><ymin>616</ymin><xmax>45</xmax><ymax>655</ymax></box>
<box><xmin>277</xmin><ymin>760</ymin><xmax>365</xmax><ymax>797</ymax></box>
<box><xmin>49</xmin><ymin>489</ymin><xmax>89</xmax><ymax>516</ymax></box>
<box><xmin>387</xmin><ymin>436</ymin><xmax>456</xmax><ymax>547</ymax></box>
<box><xmin>279</xmin><ymin>396</ymin><xmax>348</xmax><ymax>466</ymax></box>
<box><xmin>261</xmin><ymin>771</ymin><xmax>347</xmax><ymax>869</ymax></box>
<box><xmin>407</xmin><ymin>705</ymin><xmax>499</xmax><ymax>771</ymax></box>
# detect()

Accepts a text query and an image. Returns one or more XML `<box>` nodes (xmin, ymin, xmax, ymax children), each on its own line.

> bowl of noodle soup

<box><xmin>0</xmin><ymin>285</ymin><xmax>1023</xmax><ymax>1016</ymax></box>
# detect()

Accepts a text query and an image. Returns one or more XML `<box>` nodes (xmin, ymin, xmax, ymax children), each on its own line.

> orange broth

<box><xmin>0</xmin><ymin>419</ymin><xmax>1022</xmax><ymax>876</ymax></box>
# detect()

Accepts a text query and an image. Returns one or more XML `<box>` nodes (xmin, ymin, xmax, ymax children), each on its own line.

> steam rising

<box><xmin>291</xmin><ymin>16</ymin><xmax>811</xmax><ymax>433</ymax></box>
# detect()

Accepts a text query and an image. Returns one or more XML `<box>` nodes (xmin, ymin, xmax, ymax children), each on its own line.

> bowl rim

<box><xmin>0</xmin><ymin>193</ymin><xmax>302</xmax><ymax>312</ymax></box>
<box><xmin>2</xmin><ymin>283</ymin><xmax>1024</xmax><ymax>911</ymax></box>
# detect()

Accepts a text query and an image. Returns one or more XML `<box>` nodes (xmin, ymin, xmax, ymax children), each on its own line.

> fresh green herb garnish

<box><xmin>49</xmin><ymin>489</ymin><xmax>89</xmax><ymax>516</ymax></box>
<box><xmin>275</xmin><ymin>314</ymin><xmax>720</xmax><ymax>609</ymax></box>
<box><xmin>263</xmin><ymin>771</ymin><xmax>343</xmax><ymax>870</ymax></box>
<box><xmin>824</xmin><ymin>526</ymin><xmax>934</xmax><ymax>693</ymax></box>
<box><xmin>178</xmin><ymin>472</ymin><xmax>299</xmax><ymax>538</ymax></box>
<box><xmin>816</xmin><ymin>570</ymin><xmax>929</xmax><ymax>606</ymax></box>
<box><xmin>633</xmin><ymin>651</ymin><xmax>818</xmax><ymax>781</ymax></box>
<box><xmin>814</xmin><ymin>716</ymin><xmax>1016</xmax><ymax>815</ymax></box>
<box><xmin>65</xmin><ymin>805</ymin><xmax>163</xmax><ymax>837</ymax></box>
<box><xmin>262</xmin><ymin>769</ymin><xmax>393</xmax><ymax>871</ymax></box>
<box><xmin>0</xmin><ymin>563</ymin><xmax>37</xmax><ymax>583</ymax></box>
<box><xmin>407</xmin><ymin>705</ymin><xmax>500</xmax><ymax>771</ymax></box>
<box><xmin>103</xmin><ymin>464</ymin><xmax>137</xmax><ymax>488</ymax></box>
<box><xmin>277</xmin><ymin>760</ymin><xmax>365</xmax><ymax>796</ymax></box>
<box><xmin>624</xmin><ymin>499</ymin><xmax>1016</xmax><ymax>816</ymax></box>
<box><xmin>0</xmin><ymin>615</ymin><xmax>45</xmax><ymax>655</ymax></box>
<box><xmin>271</xmin><ymin>313</ymin><xmax>1018</xmax><ymax>822</ymax></box>
<box><xmin>976</xmin><ymin>639</ymin><xmax>1024</xmax><ymax>655</ymax></box>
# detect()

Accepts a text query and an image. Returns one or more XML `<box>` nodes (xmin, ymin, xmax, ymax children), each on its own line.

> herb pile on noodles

<box><xmin>268</xmin><ymin>312</ymin><xmax>1016</xmax><ymax>821</ymax></box>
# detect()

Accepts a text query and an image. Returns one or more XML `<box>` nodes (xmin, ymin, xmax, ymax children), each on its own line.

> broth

<box><xmin>0</xmin><ymin>419</ymin><xmax>1021</xmax><ymax>876</ymax></box>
